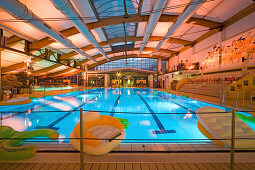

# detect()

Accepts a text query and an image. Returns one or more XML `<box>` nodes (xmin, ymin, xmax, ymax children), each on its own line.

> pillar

<box><xmin>104</xmin><ymin>74</ymin><xmax>109</xmax><ymax>88</ymax></box>
<box><xmin>0</xmin><ymin>50</ymin><xmax>2</xmax><ymax>96</ymax></box>
<box><xmin>218</xmin><ymin>30</ymin><xmax>224</xmax><ymax>71</ymax></box>
<box><xmin>149</xmin><ymin>74</ymin><xmax>153</xmax><ymax>88</ymax></box>
<box><xmin>0</xmin><ymin>29</ymin><xmax>3</xmax><ymax>96</ymax></box>
<box><xmin>166</xmin><ymin>60</ymin><xmax>169</xmax><ymax>73</ymax></box>
<box><xmin>158</xmin><ymin>59</ymin><xmax>162</xmax><ymax>74</ymax></box>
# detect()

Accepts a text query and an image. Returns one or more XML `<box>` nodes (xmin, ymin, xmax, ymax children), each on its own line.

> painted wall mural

<box><xmin>202</xmin><ymin>32</ymin><xmax>255</xmax><ymax>70</ymax></box>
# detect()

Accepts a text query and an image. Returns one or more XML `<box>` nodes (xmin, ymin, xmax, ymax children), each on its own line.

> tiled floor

<box><xmin>1</xmin><ymin>162</ymin><xmax>255</xmax><ymax>170</ymax></box>
<box><xmin>23</xmin><ymin>142</ymin><xmax>229</xmax><ymax>152</ymax></box>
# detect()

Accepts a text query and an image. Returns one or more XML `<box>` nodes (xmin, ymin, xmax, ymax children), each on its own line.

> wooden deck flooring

<box><xmin>1</xmin><ymin>162</ymin><xmax>255</xmax><ymax>170</ymax></box>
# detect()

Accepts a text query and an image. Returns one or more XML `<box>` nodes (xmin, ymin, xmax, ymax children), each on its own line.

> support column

<box><xmin>84</xmin><ymin>64</ymin><xmax>88</xmax><ymax>71</ymax></box>
<box><xmin>166</xmin><ymin>60</ymin><xmax>169</xmax><ymax>73</ymax></box>
<box><xmin>0</xmin><ymin>50</ymin><xmax>2</xmax><ymax>97</ymax></box>
<box><xmin>149</xmin><ymin>74</ymin><xmax>153</xmax><ymax>88</ymax></box>
<box><xmin>218</xmin><ymin>30</ymin><xmax>224</xmax><ymax>71</ymax></box>
<box><xmin>104</xmin><ymin>74</ymin><xmax>109</xmax><ymax>88</ymax></box>
<box><xmin>0</xmin><ymin>29</ymin><xmax>3</xmax><ymax>97</ymax></box>
<box><xmin>158</xmin><ymin>59</ymin><xmax>162</xmax><ymax>74</ymax></box>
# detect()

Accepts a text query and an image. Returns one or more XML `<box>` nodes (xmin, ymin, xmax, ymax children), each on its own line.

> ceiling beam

<box><xmin>0</xmin><ymin>45</ymin><xmax>80</xmax><ymax>74</ymax></box>
<box><xmin>0</xmin><ymin>35</ymin><xmax>23</xmax><ymax>52</ymax></box>
<box><xmin>88</xmin><ymin>54</ymin><xmax>164</xmax><ymax>69</ymax></box>
<box><xmin>1</xmin><ymin>58</ymin><xmax>41</xmax><ymax>74</ymax></box>
<box><xmin>2</xmin><ymin>35</ymin><xmax>183</xmax><ymax>73</ymax></box>
<box><xmin>40</xmin><ymin>68</ymin><xmax>74</xmax><ymax>78</ymax></box>
<box><xmin>60</xmin><ymin>36</ymin><xmax>185</xmax><ymax>60</ymax></box>
<box><xmin>34</xmin><ymin>47</ymin><xmax>169</xmax><ymax>76</ymax></box>
<box><xmin>29</xmin><ymin>14</ymin><xmax>220</xmax><ymax>50</ymax></box>
<box><xmin>41</xmin><ymin>53</ymin><xmax>164</xmax><ymax>78</ymax></box>
<box><xmin>77</xmin><ymin>47</ymin><xmax>169</xmax><ymax>66</ymax></box>
<box><xmin>33</xmin><ymin>64</ymin><xmax>62</xmax><ymax>76</ymax></box>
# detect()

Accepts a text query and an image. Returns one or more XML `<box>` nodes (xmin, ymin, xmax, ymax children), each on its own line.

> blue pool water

<box><xmin>0</xmin><ymin>88</ymin><xmax>254</xmax><ymax>143</ymax></box>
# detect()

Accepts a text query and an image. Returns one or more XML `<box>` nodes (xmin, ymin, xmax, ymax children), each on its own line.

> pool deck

<box><xmin>23</xmin><ymin>142</ymin><xmax>229</xmax><ymax>152</ymax></box>
<box><xmin>153</xmin><ymin>88</ymin><xmax>255</xmax><ymax>114</ymax></box>
<box><xmin>8</xmin><ymin>86</ymin><xmax>94</xmax><ymax>99</ymax></box>
<box><xmin>1</xmin><ymin>152</ymin><xmax>255</xmax><ymax>169</ymax></box>
<box><xmin>1</xmin><ymin>162</ymin><xmax>255</xmax><ymax>169</ymax></box>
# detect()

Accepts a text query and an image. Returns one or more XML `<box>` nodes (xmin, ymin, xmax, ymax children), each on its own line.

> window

<box><xmin>90</xmin><ymin>58</ymin><xmax>158</xmax><ymax>72</ymax></box>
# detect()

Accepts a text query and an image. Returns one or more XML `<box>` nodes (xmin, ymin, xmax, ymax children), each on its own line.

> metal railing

<box><xmin>220</xmin><ymin>89</ymin><xmax>255</xmax><ymax>111</ymax></box>
<box><xmin>1</xmin><ymin>108</ymin><xmax>255</xmax><ymax>170</ymax></box>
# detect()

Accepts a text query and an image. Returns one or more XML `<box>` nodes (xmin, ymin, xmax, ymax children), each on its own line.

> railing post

<box><xmin>242</xmin><ymin>90</ymin><xmax>245</xmax><ymax>111</ymax></box>
<box><xmin>220</xmin><ymin>90</ymin><xmax>222</xmax><ymax>105</ymax></box>
<box><xmin>80</xmin><ymin>108</ymin><xmax>84</xmax><ymax>170</ymax></box>
<box><xmin>250</xmin><ymin>92</ymin><xmax>252</xmax><ymax>111</ymax></box>
<box><xmin>236</xmin><ymin>91</ymin><xmax>239</xmax><ymax>108</ymax></box>
<box><xmin>230</xmin><ymin>109</ymin><xmax>235</xmax><ymax>170</ymax></box>
<box><xmin>223</xmin><ymin>90</ymin><xmax>225</xmax><ymax>106</ymax></box>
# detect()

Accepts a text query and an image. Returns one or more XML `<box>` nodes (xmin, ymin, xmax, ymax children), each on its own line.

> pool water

<box><xmin>0</xmin><ymin>88</ymin><xmax>254</xmax><ymax>143</ymax></box>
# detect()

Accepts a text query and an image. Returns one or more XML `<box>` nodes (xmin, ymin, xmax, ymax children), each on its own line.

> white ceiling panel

<box><xmin>153</xmin><ymin>52</ymin><xmax>162</xmax><ymax>56</ymax></box>
<box><xmin>47</xmin><ymin>65</ymin><xmax>69</xmax><ymax>74</ymax></box>
<box><xmin>160</xmin><ymin>52</ymin><xmax>171</xmax><ymax>57</ymax></box>
<box><xmin>0</xmin><ymin>11</ymin><xmax>47</xmax><ymax>40</ymax></box>
<box><xmin>1</xmin><ymin>43</ymin><xmax>27</xmax><ymax>67</ymax></box>
<box><xmin>33</xmin><ymin>60</ymin><xmax>55</xmax><ymax>71</ymax></box>
<box><xmin>141</xmin><ymin>51</ymin><xmax>152</xmax><ymax>54</ymax></box>
<box><xmin>19</xmin><ymin>0</ymin><xmax>73</xmax><ymax>31</ymax></box>
<box><xmin>203</xmin><ymin>0</ymin><xmax>252</xmax><ymax>22</ymax></box>
<box><xmin>72</xmin><ymin>54</ymin><xmax>84</xmax><ymax>60</ymax></box>
<box><xmin>194</xmin><ymin>0</ymin><xmax>223</xmax><ymax>19</ymax></box>
<box><xmin>49</xmin><ymin>42</ymin><xmax>73</xmax><ymax>54</ymax></box>
<box><xmin>171</xmin><ymin>24</ymin><xmax>193</xmax><ymax>38</ymax></box>
<box><xmin>91</xmin><ymin>28</ymin><xmax>107</xmax><ymax>42</ymax></box>
<box><xmin>71</xmin><ymin>0</ymin><xmax>97</xmax><ymax>23</ymax></box>
<box><xmin>86</xmin><ymin>49</ymin><xmax>100</xmax><ymax>56</ymax></box>
<box><xmin>103</xmin><ymin>45</ymin><xmax>112</xmax><ymax>52</ymax></box>
<box><xmin>141</xmin><ymin>0</ymin><xmax>154</xmax><ymax>15</ymax></box>
<box><xmin>86</xmin><ymin>60</ymin><xmax>95</xmax><ymax>65</ymax></box>
<box><xmin>152</xmin><ymin>22</ymin><xmax>173</xmax><ymax>36</ymax></box>
<box><xmin>96</xmin><ymin>56</ymin><xmax>105</xmax><ymax>62</ymax></box>
<box><xmin>163</xmin><ymin>0</ymin><xmax>189</xmax><ymax>15</ymax></box>
<box><xmin>169</xmin><ymin>44</ymin><xmax>184</xmax><ymax>51</ymax></box>
<box><xmin>137</xmin><ymin>22</ymin><xmax>147</xmax><ymax>37</ymax></box>
<box><xmin>68</xmin><ymin>33</ymin><xmax>90</xmax><ymax>48</ymax></box>
<box><xmin>91</xmin><ymin>28</ymin><xmax>106</xmax><ymax>42</ymax></box>
<box><xmin>134</xmin><ymin>41</ymin><xmax>142</xmax><ymax>48</ymax></box>
<box><xmin>181</xmin><ymin>26</ymin><xmax>208</xmax><ymax>41</ymax></box>
<box><xmin>146</xmin><ymin>41</ymin><xmax>159</xmax><ymax>48</ymax></box>
<box><xmin>161</xmin><ymin>41</ymin><xmax>173</xmax><ymax>49</ymax></box>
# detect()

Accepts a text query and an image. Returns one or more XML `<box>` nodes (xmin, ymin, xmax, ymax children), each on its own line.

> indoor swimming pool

<box><xmin>1</xmin><ymin>88</ymin><xmax>254</xmax><ymax>143</ymax></box>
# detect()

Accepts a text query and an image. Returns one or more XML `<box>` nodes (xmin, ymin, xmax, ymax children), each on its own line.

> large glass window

<box><xmin>91</xmin><ymin>58</ymin><xmax>158</xmax><ymax>72</ymax></box>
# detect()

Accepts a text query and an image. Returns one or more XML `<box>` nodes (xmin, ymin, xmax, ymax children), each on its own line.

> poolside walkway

<box><xmin>154</xmin><ymin>88</ymin><xmax>255</xmax><ymax>113</ymax></box>
<box><xmin>1</xmin><ymin>162</ymin><xmax>255</xmax><ymax>169</ymax></box>
<box><xmin>18</xmin><ymin>86</ymin><xmax>91</xmax><ymax>98</ymax></box>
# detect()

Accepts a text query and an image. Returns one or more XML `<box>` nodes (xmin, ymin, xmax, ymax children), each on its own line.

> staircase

<box><xmin>178</xmin><ymin>83</ymin><xmax>227</xmax><ymax>97</ymax></box>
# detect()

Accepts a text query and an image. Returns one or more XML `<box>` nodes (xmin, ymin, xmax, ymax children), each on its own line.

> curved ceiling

<box><xmin>0</xmin><ymin>0</ymin><xmax>253</xmax><ymax>77</ymax></box>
